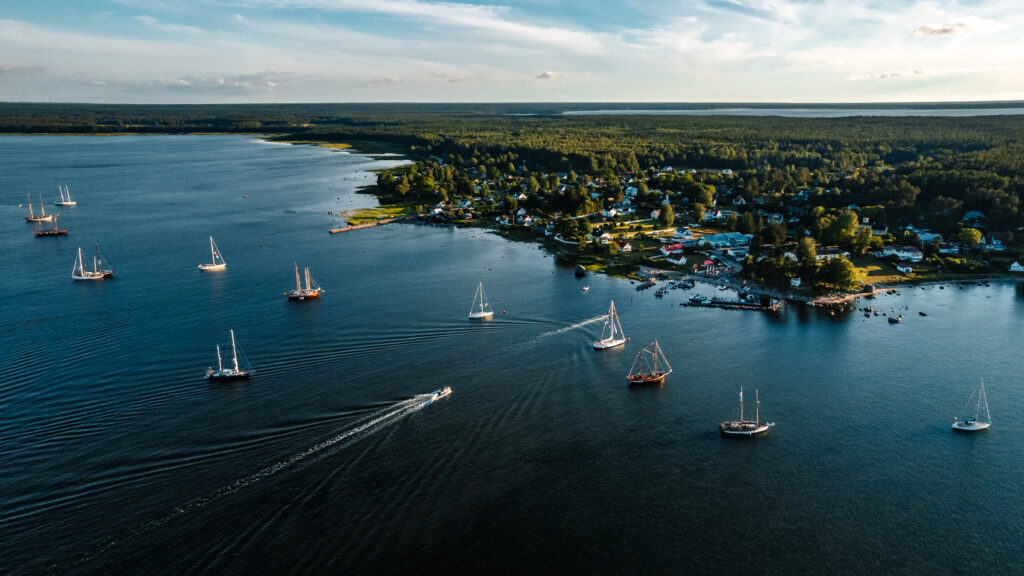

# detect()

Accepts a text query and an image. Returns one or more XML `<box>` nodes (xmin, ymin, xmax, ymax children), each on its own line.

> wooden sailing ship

<box><xmin>25</xmin><ymin>194</ymin><xmax>55</xmax><ymax>222</ymax></box>
<box><xmin>626</xmin><ymin>339</ymin><xmax>672</xmax><ymax>385</ymax></box>
<box><xmin>286</xmin><ymin>262</ymin><xmax>322</xmax><ymax>300</ymax></box>
<box><xmin>34</xmin><ymin>214</ymin><xmax>69</xmax><ymax>236</ymax></box>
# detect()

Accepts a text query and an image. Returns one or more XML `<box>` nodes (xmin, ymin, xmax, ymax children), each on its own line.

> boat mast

<box><xmin>478</xmin><ymin>282</ymin><xmax>485</xmax><ymax>313</ymax></box>
<box><xmin>210</xmin><ymin>236</ymin><xmax>216</xmax><ymax>264</ymax></box>
<box><xmin>305</xmin><ymin>267</ymin><xmax>311</xmax><ymax>291</ymax></box>
<box><xmin>216</xmin><ymin>345</ymin><xmax>223</xmax><ymax>371</ymax></box>
<box><xmin>755</xmin><ymin>389</ymin><xmax>760</xmax><ymax>425</ymax></box>
<box><xmin>94</xmin><ymin>243</ymin><xmax>102</xmax><ymax>273</ymax></box>
<box><xmin>230</xmin><ymin>329</ymin><xmax>240</xmax><ymax>372</ymax></box>
<box><xmin>27</xmin><ymin>194</ymin><xmax>34</xmax><ymax>218</ymax></box>
<box><xmin>73</xmin><ymin>247</ymin><xmax>83</xmax><ymax>276</ymax></box>
<box><xmin>978</xmin><ymin>379</ymin><xmax>989</xmax><ymax>423</ymax></box>
<box><xmin>294</xmin><ymin>262</ymin><xmax>301</xmax><ymax>291</ymax></box>
<box><xmin>39</xmin><ymin>195</ymin><xmax>46</xmax><ymax>217</ymax></box>
<box><xmin>739</xmin><ymin>387</ymin><xmax>744</xmax><ymax>422</ymax></box>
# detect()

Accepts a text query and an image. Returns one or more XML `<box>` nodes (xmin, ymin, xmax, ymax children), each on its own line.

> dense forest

<box><xmin>3</xmin><ymin>102</ymin><xmax>1024</xmax><ymax>250</ymax></box>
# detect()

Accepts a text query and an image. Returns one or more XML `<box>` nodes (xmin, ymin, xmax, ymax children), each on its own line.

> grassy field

<box><xmin>342</xmin><ymin>204</ymin><xmax>414</xmax><ymax>225</ymax></box>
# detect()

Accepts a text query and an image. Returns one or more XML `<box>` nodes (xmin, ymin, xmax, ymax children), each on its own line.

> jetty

<box><xmin>681</xmin><ymin>296</ymin><xmax>784</xmax><ymax>312</ymax></box>
<box><xmin>329</xmin><ymin>218</ymin><xmax>397</xmax><ymax>234</ymax></box>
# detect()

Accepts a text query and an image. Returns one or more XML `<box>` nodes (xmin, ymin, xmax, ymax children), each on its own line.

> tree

<box><xmin>817</xmin><ymin>256</ymin><xmax>858</xmax><ymax>291</ymax></box>
<box><xmin>694</xmin><ymin>185</ymin><xmax>714</xmax><ymax>207</ymax></box>
<box><xmin>526</xmin><ymin>175</ymin><xmax>540</xmax><ymax>194</ymax></box>
<box><xmin>692</xmin><ymin>203</ymin><xmax>706</xmax><ymax>223</ymax></box>
<box><xmin>658</xmin><ymin>204</ymin><xmax>675</xmax><ymax>228</ymax></box>
<box><xmin>797</xmin><ymin>237</ymin><xmax>817</xmax><ymax>279</ymax></box>
<box><xmin>959</xmin><ymin>227</ymin><xmax>982</xmax><ymax>248</ymax></box>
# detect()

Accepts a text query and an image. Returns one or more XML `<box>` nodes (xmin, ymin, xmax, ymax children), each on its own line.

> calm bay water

<box><xmin>2</xmin><ymin>135</ymin><xmax>1024</xmax><ymax>574</ymax></box>
<box><xmin>564</xmin><ymin>107</ymin><xmax>1024</xmax><ymax>117</ymax></box>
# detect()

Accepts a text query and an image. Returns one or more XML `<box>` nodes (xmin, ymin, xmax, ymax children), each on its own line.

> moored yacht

<box><xmin>720</xmin><ymin>388</ymin><xmax>774</xmax><ymax>437</ymax></box>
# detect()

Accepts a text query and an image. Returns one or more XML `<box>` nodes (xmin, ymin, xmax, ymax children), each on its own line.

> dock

<box><xmin>329</xmin><ymin>218</ymin><xmax>397</xmax><ymax>234</ymax></box>
<box><xmin>681</xmin><ymin>297</ymin><xmax>784</xmax><ymax>312</ymax></box>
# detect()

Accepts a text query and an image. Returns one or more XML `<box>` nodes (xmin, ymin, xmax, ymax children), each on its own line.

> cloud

<box><xmin>0</xmin><ymin>64</ymin><xmax>46</xmax><ymax>75</ymax></box>
<box><xmin>536</xmin><ymin>71</ymin><xmax>558</xmax><ymax>80</ymax></box>
<box><xmin>135</xmin><ymin>15</ymin><xmax>204</xmax><ymax>35</ymax></box>
<box><xmin>846</xmin><ymin>65</ymin><xmax>1010</xmax><ymax>81</ymax></box>
<box><xmin>914</xmin><ymin>22</ymin><xmax>968</xmax><ymax>36</ymax></box>
<box><xmin>161</xmin><ymin>71</ymin><xmax>290</xmax><ymax>93</ymax></box>
<box><xmin>365</xmin><ymin>76</ymin><xmax>400</xmax><ymax>88</ymax></box>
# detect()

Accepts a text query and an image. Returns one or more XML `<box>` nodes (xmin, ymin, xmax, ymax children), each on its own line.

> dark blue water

<box><xmin>2</xmin><ymin>136</ymin><xmax>1024</xmax><ymax>574</ymax></box>
<box><xmin>564</xmin><ymin>107</ymin><xmax>1024</xmax><ymax>117</ymax></box>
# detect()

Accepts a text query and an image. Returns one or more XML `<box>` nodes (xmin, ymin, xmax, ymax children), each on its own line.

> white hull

<box><xmin>72</xmin><ymin>273</ymin><xmax>108</xmax><ymax>281</ymax></box>
<box><xmin>55</xmin><ymin>201</ymin><xmax>77</xmax><ymax>206</ymax></box>
<box><xmin>594</xmin><ymin>338</ymin><xmax>626</xmax><ymax>349</ymax></box>
<box><xmin>720</xmin><ymin>421</ymin><xmax>773</xmax><ymax>436</ymax></box>
<box><xmin>468</xmin><ymin>310</ymin><xmax>493</xmax><ymax>319</ymax></box>
<box><xmin>27</xmin><ymin>215</ymin><xmax>56</xmax><ymax>222</ymax></box>
<box><xmin>952</xmin><ymin>421</ymin><xmax>990</xmax><ymax>431</ymax></box>
<box><xmin>198</xmin><ymin>263</ymin><xmax>227</xmax><ymax>272</ymax></box>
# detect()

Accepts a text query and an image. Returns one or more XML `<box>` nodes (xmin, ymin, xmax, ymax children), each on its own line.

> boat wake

<box><xmin>534</xmin><ymin>314</ymin><xmax>607</xmax><ymax>341</ymax></box>
<box><xmin>74</xmin><ymin>393</ymin><xmax>437</xmax><ymax>567</ymax></box>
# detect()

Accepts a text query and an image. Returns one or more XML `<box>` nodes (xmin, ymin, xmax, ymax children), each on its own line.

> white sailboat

<box><xmin>71</xmin><ymin>244</ymin><xmax>114</xmax><ymax>281</ymax></box>
<box><xmin>468</xmin><ymin>281</ymin><xmax>494</xmax><ymax>319</ymax></box>
<box><xmin>626</xmin><ymin>339</ymin><xmax>672</xmax><ymax>385</ymax></box>
<box><xmin>197</xmin><ymin>236</ymin><xmax>227</xmax><ymax>271</ymax></box>
<box><xmin>204</xmin><ymin>329</ymin><xmax>252</xmax><ymax>381</ymax></box>
<box><xmin>720</xmin><ymin>388</ymin><xmax>774</xmax><ymax>437</ymax></box>
<box><xmin>55</xmin><ymin>185</ymin><xmax>76</xmax><ymax>206</ymax></box>
<box><xmin>25</xmin><ymin>194</ymin><xmax>56</xmax><ymax>222</ymax></box>
<box><xmin>952</xmin><ymin>379</ymin><xmax>991</xmax><ymax>432</ymax></box>
<box><xmin>286</xmin><ymin>262</ymin><xmax>322</xmax><ymax>300</ymax></box>
<box><xmin>593</xmin><ymin>300</ymin><xmax>626</xmax><ymax>349</ymax></box>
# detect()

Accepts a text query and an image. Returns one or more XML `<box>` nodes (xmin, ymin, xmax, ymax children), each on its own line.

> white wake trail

<box><xmin>77</xmin><ymin>394</ymin><xmax>435</xmax><ymax>565</ymax></box>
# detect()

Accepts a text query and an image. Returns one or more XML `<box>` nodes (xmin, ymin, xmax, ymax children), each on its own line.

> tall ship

<box><xmin>34</xmin><ymin>214</ymin><xmax>69</xmax><ymax>236</ymax></box>
<box><xmin>71</xmin><ymin>244</ymin><xmax>114</xmax><ymax>281</ymax></box>
<box><xmin>626</xmin><ymin>339</ymin><xmax>672</xmax><ymax>385</ymax></box>
<box><xmin>952</xmin><ymin>379</ymin><xmax>991</xmax><ymax>432</ymax></box>
<box><xmin>55</xmin><ymin>185</ymin><xmax>76</xmax><ymax>206</ymax></box>
<box><xmin>204</xmin><ymin>329</ymin><xmax>253</xmax><ymax>381</ymax></box>
<box><xmin>197</xmin><ymin>236</ymin><xmax>227</xmax><ymax>271</ymax></box>
<box><xmin>593</xmin><ymin>300</ymin><xmax>627</xmax><ymax>349</ymax></box>
<box><xmin>468</xmin><ymin>281</ymin><xmax>494</xmax><ymax>319</ymax></box>
<box><xmin>25</xmin><ymin>194</ymin><xmax>55</xmax><ymax>223</ymax></box>
<box><xmin>720</xmin><ymin>388</ymin><xmax>774</xmax><ymax>437</ymax></box>
<box><xmin>286</xmin><ymin>263</ymin><xmax>323</xmax><ymax>300</ymax></box>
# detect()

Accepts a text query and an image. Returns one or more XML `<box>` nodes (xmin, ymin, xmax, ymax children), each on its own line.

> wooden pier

<box><xmin>681</xmin><ymin>297</ymin><xmax>784</xmax><ymax>312</ymax></box>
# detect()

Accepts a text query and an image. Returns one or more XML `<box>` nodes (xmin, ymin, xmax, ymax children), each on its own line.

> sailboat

<box><xmin>720</xmin><ymin>388</ymin><xmax>774</xmax><ymax>437</ymax></box>
<box><xmin>71</xmin><ymin>244</ymin><xmax>114</xmax><ymax>280</ymax></box>
<box><xmin>626</xmin><ymin>339</ymin><xmax>672</xmax><ymax>385</ymax></box>
<box><xmin>25</xmin><ymin>194</ymin><xmax>56</xmax><ymax>222</ymax></box>
<box><xmin>468</xmin><ymin>281</ymin><xmax>494</xmax><ymax>319</ymax></box>
<box><xmin>55</xmin><ymin>185</ymin><xmax>76</xmax><ymax>206</ymax></box>
<box><xmin>952</xmin><ymin>379</ymin><xmax>991</xmax><ymax>432</ymax></box>
<box><xmin>197</xmin><ymin>236</ymin><xmax>227</xmax><ymax>271</ymax></box>
<box><xmin>593</xmin><ymin>300</ymin><xmax>626</xmax><ymax>349</ymax></box>
<box><xmin>204</xmin><ymin>329</ymin><xmax>252</xmax><ymax>381</ymax></box>
<box><xmin>34</xmin><ymin>214</ymin><xmax>69</xmax><ymax>236</ymax></box>
<box><xmin>286</xmin><ymin>262</ymin><xmax>322</xmax><ymax>300</ymax></box>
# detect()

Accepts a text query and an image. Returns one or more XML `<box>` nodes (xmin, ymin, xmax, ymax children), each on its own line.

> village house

<box><xmin>666</xmin><ymin>252</ymin><xmax>687</xmax><ymax>266</ymax></box>
<box><xmin>916</xmin><ymin>231</ymin><xmax>943</xmax><ymax>245</ymax></box>
<box><xmin>673</xmin><ymin>227</ymin><xmax>694</xmax><ymax>240</ymax></box>
<box><xmin>701</xmin><ymin>232</ymin><xmax>753</xmax><ymax>248</ymax></box>
<box><xmin>963</xmin><ymin>211</ymin><xmax>986</xmax><ymax>226</ymax></box>
<box><xmin>597</xmin><ymin>232</ymin><xmax>613</xmax><ymax>245</ymax></box>
<box><xmin>816</xmin><ymin>247</ymin><xmax>851</xmax><ymax>261</ymax></box>
<box><xmin>936</xmin><ymin>242</ymin><xmax>960</xmax><ymax>255</ymax></box>
<box><xmin>614</xmin><ymin>240</ymin><xmax>633</xmax><ymax>252</ymax></box>
<box><xmin>660</xmin><ymin>242</ymin><xmax>685</xmax><ymax>256</ymax></box>
<box><xmin>650</xmin><ymin>209</ymin><xmax>661</xmax><ymax>220</ymax></box>
<box><xmin>979</xmin><ymin>233</ymin><xmax>1008</xmax><ymax>252</ymax></box>
<box><xmin>895</xmin><ymin>245</ymin><xmax>924</xmax><ymax>262</ymax></box>
<box><xmin>1010</xmin><ymin>261</ymin><xmax>1024</xmax><ymax>273</ymax></box>
<box><xmin>790</xmin><ymin>277</ymin><xmax>802</xmax><ymax>287</ymax></box>
<box><xmin>896</xmin><ymin>263</ymin><xmax>914</xmax><ymax>274</ymax></box>
<box><xmin>603</xmin><ymin>208</ymin><xmax>618</xmax><ymax>218</ymax></box>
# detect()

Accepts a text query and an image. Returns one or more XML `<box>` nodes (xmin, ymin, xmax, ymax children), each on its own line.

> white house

<box><xmin>597</xmin><ymin>232</ymin><xmax>613</xmax><ymax>244</ymax></box>
<box><xmin>615</xmin><ymin>240</ymin><xmax>633</xmax><ymax>252</ymax></box>
<box><xmin>790</xmin><ymin>277</ymin><xmax>802</xmax><ymax>287</ymax></box>
<box><xmin>701</xmin><ymin>232</ymin><xmax>752</xmax><ymax>248</ymax></box>
<box><xmin>937</xmin><ymin>242</ymin><xmax>960</xmax><ymax>255</ymax></box>
<box><xmin>666</xmin><ymin>252</ymin><xmax>687</xmax><ymax>266</ymax></box>
<box><xmin>625</xmin><ymin>186</ymin><xmax>639</xmax><ymax>197</ymax></box>
<box><xmin>1010</xmin><ymin>261</ymin><xmax>1024</xmax><ymax>273</ymax></box>
<box><xmin>980</xmin><ymin>234</ymin><xmax>1007</xmax><ymax>252</ymax></box>
<box><xmin>816</xmin><ymin>247</ymin><xmax>851</xmax><ymax>261</ymax></box>
<box><xmin>896</xmin><ymin>263</ymin><xmax>914</xmax><ymax>274</ymax></box>
<box><xmin>673</xmin><ymin>228</ymin><xmax>694</xmax><ymax>240</ymax></box>
<box><xmin>894</xmin><ymin>245</ymin><xmax>923</xmax><ymax>262</ymax></box>
<box><xmin>603</xmin><ymin>208</ymin><xmax>618</xmax><ymax>218</ymax></box>
<box><xmin>650</xmin><ymin>209</ymin><xmax>661</xmax><ymax>220</ymax></box>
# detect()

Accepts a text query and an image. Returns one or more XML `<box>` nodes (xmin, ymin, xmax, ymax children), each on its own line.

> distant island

<box><xmin>4</xmin><ymin>102</ymin><xmax>1024</xmax><ymax>297</ymax></box>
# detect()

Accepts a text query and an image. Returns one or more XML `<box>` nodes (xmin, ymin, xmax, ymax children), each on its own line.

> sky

<box><xmin>1</xmin><ymin>0</ymin><xmax>1022</xmax><ymax>103</ymax></box>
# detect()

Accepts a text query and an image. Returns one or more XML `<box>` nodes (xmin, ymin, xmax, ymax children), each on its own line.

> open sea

<box><xmin>2</xmin><ymin>135</ymin><xmax>1024</xmax><ymax>575</ymax></box>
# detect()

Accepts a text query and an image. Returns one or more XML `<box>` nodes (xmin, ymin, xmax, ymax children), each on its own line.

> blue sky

<box><xmin>1</xmin><ymin>0</ymin><xmax>1021</xmax><ymax>103</ymax></box>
